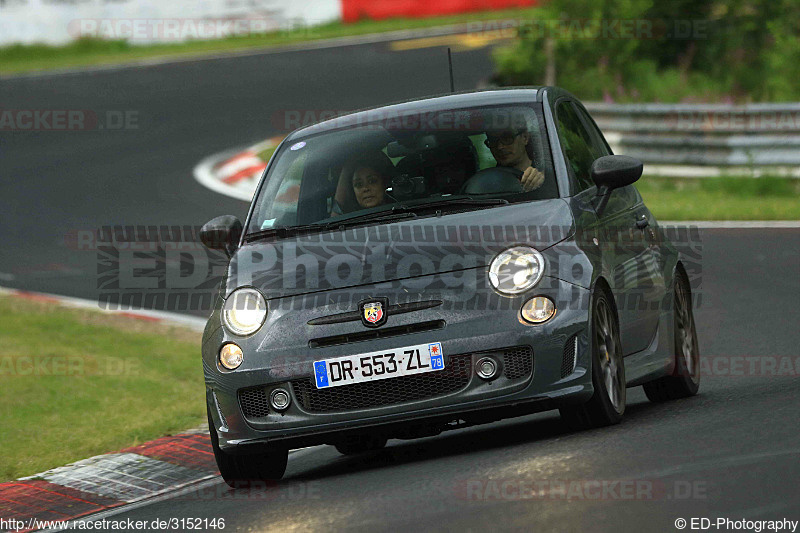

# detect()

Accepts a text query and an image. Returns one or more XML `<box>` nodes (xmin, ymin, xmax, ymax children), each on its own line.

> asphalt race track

<box><xmin>2</xmin><ymin>38</ymin><xmax>799</xmax><ymax>532</ymax></box>
<box><xmin>0</xmin><ymin>39</ymin><xmax>496</xmax><ymax>310</ymax></box>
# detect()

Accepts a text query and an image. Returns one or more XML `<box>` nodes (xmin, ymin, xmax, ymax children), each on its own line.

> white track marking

<box><xmin>24</xmin><ymin>453</ymin><xmax>213</xmax><ymax>502</ymax></box>
<box><xmin>192</xmin><ymin>150</ymin><xmax>257</xmax><ymax>202</ymax></box>
<box><xmin>37</xmin><ymin>447</ymin><xmax>322</xmax><ymax>532</ymax></box>
<box><xmin>659</xmin><ymin>220</ymin><xmax>800</xmax><ymax>228</ymax></box>
<box><xmin>0</xmin><ymin>285</ymin><xmax>207</xmax><ymax>331</ymax></box>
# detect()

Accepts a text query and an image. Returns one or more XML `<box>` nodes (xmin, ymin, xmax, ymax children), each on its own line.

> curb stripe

<box><xmin>121</xmin><ymin>434</ymin><xmax>218</xmax><ymax>472</ymax></box>
<box><xmin>0</xmin><ymin>480</ymin><xmax>122</xmax><ymax>524</ymax></box>
<box><xmin>221</xmin><ymin>163</ymin><xmax>268</xmax><ymax>184</ymax></box>
<box><xmin>0</xmin><ymin>431</ymin><xmax>217</xmax><ymax>531</ymax></box>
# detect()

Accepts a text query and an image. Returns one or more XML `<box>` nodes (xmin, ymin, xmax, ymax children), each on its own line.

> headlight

<box><xmin>219</xmin><ymin>343</ymin><xmax>244</xmax><ymax>370</ymax></box>
<box><xmin>488</xmin><ymin>246</ymin><xmax>545</xmax><ymax>295</ymax></box>
<box><xmin>222</xmin><ymin>288</ymin><xmax>267</xmax><ymax>335</ymax></box>
<box><xmin>521</xmin><ymin>296</ymin><xmax>556</xmax><ymax>324</ymax></box>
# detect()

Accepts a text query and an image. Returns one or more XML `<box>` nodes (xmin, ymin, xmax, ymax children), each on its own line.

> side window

<box><xmin>555</xmin><ymin>101</ymin><xmax>604</xmax><ymax>192</ymax></box>
<box><xmin>573</xmin><ymin>105</ymin><xmax>612</xmax><ymax>158</ymax></box>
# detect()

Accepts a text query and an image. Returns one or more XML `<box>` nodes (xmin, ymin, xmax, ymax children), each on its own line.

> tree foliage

<box><xmin>494</xmin><ymin>0</ymin><xmax>800</xmax><ymax>102</ymax></box>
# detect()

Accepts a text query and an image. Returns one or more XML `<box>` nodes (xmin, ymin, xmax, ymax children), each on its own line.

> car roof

<box><xmin>284</xmin><ymin>86</ymin><xmax>570</xmax><ymax>141</ymax></box>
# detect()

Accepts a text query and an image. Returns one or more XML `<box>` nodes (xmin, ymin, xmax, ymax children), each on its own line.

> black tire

<box><xmin>560</xmin><ymin>287</ymin><xmax>626</xmax><ymax>430</ymax></box>
<box><xmin>334</xmin><ymin>435</ymin><xmax>388</xmax><ymax>456</ymax></box>
<box><xmin>643</xmin><ymin>270</ymin><xmax>701</xmax><ymax>402</ymax></box>
<box><xmin>208</xmin><ymin>408</ymin><xmax>288</xmax><ymax>487</ymax></box>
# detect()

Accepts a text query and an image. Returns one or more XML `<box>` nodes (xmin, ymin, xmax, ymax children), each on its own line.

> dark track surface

<box><xmin>112</xmin><ymin>228</ymin><xmax>800</xmax><ymax>531</ymax></box>
<box><xmin>0</xmin><ymin>39</ymin><xmax>495</xmax><ymax>310</ymax></box>
<box><xmin>2</xmin><ymin>38</ymin><xmax>799</xmax><ymax>532</ymax></box>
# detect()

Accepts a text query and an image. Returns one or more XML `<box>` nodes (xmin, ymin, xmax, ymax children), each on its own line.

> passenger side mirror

<box><xmin>200</xmin><ymin>215</ymin><xmax>243</xmax><ymax>257</ymax></box>
<box><xmin>591</xmin><ymin>155</ymin><xmax>643</xmax><ymax>214</ymax></box>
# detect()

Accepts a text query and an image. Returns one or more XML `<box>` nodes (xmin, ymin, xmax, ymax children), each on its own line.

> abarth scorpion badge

<box><xmin>360</xmin><ymin>298</ymin><xmax>388</xmax><ymax>328</ymax></box>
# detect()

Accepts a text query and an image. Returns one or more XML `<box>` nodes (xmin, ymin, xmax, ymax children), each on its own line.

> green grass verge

<box><xmin>0</xmin><ymin>296</ymin><xmax>205</xmax><ymax>481</ymax></box>
<box><xmin>637</xmin><ymin>176</ymin><xmax>800</xmax><ymax>220</ymax></box>
<box><xmin>0</xmin><ymin>8</ymin><xmax>538</xmax><ymax>75</ymax></box>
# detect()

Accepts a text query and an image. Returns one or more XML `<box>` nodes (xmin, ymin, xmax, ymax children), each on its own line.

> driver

<box><xmin>484</xmin><ymin>127</ymin><xmax>545</xmax><ymax>192</ymax></box>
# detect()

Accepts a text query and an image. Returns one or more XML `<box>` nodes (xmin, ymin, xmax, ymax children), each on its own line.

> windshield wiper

<box><xmin>245</xmin><ymin>210</ymin><xmax>417</xmax><ymax>242</ymax></box>
<box><xmin>245</xmin><ymin>223</ymin><xmax>329</xmax><ymax>242</ymax></box>
<box><xmin>245</xmin><ymin>198</ymin><xmax>507</xmax><ymax>242</ymax></box>
<box><xmin>323</xmin><ymin>209</ymin><xmax>418</xmax><ymax>229</ymax></box>
<box><xmin>404</xmin><ymin>197</ymin><xmax>509</xmax><ymax>211</ymax></box>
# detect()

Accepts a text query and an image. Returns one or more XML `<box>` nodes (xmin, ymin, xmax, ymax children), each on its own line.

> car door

<box><xmin>555</xmin><ymin>99</ymin><xmax>662</xmax><ymax>354</ymax></box>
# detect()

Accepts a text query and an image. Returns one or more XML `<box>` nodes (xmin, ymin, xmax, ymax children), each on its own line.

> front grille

<box><xmin>291</xmin><ymin>345</ymin><xmax>533</xmax><ymax>413</ymax></box>
<box><xmin>292</xmin><ymin>354</ymin><xmax>472</xmax><ymax>413</ymax></box>
<box><xmin>561</xmin><ymin>334</ymin><xmax>578</xmax><ymax>378</ymax></box>
<box><xmin>239</xmin><ymin>387</ymin><xmax>270</xmax><ymax>420</ymax></box>
<box><xmin>503</xmin><ymin>346</ymin><xmax>533</xmax><ymax>379</ymax></box>
<box><xmin>309</xmin><ymin>320</ymin><xmax>445</xmax><ymax>348</ymax></box>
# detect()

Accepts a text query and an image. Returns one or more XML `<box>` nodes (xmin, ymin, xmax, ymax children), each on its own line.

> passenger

<box><xmin>332</xmin><ymin>152</ymin><xmax>395</xmax><ymax>215</ymax></box>
<box><xmin>484</xmin><ymin>127</ymin><xmax>545</xmax><ymax>192</ymax></box>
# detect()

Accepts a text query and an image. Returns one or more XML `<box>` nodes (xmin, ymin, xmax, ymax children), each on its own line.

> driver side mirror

<box><xmin>199</xmin><ymin>215</ymin><xmax>242</xmax><ymax>258</ymax></box>
<box><xmin>591</xmin><ymin>155</ymin><xmax>643</xmax><ymax>214</ymax></box>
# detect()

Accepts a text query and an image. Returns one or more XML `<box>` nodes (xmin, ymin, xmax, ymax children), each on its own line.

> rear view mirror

<box><xmin>591</xmin><ymin>155</ymin><xmax>643</xmax><ymax>214</ymax></box>
<box><xmin>387</xmin><ymin>134</ymin><xmax>440</xmax><ymax>158</ymax></box>
<box><xmin>200</xmin><ymin>215</ymin><xmax>242</xmax><ymax>257</ymax></box>
<box><xmin>591</xmin><ymin>155</ymin><xmax>643</xmax><ymax>190</ymax></box>
<box><xmin>386</xmin><ymin>141</ymin><xmax>412</xmax><ymax>158</ymax></box>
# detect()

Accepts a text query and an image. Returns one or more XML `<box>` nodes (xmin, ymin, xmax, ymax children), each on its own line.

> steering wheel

<box><xmin>460</xmin><ymin>167</ymin><xmax>524</xmax><ymax>195</ymax></box>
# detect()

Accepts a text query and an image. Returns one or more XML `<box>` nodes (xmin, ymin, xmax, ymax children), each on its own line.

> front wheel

<box><xmin>643</xmin><ymin>270</ymin><xmax>701</xmax><ymax>401</ymax></box>
<box><xmin>560</xmin><ymin>287</ymin><xmax>626</xmax><ymax>430</ymax></box>
<box><xmin>208</xmin><ymin>408</ymin><xmax>288</xmax><ymax>487</ymax></box>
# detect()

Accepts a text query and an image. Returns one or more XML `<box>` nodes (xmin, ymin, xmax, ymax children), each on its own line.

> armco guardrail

<box><xmin>583</xmin><ymin>103</ymin><xmax>800</xmax><ymax>174</ymax></box>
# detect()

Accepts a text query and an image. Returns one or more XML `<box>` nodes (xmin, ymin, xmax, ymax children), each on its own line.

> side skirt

<box><xmin>624</xmin><ymin>309</ymin><xmax>675</xmax><ymax>387</ymax></box>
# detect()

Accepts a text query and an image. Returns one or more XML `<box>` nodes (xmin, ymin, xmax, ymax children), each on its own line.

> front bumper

<box><xmin>203</xmin><ymin>276</ymin><xmax>592</xmax><ymax>453</ymax></box>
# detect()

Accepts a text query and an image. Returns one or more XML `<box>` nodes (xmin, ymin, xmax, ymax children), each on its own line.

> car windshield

<box><xmin>246</xmin><ymin>103</ymin><xmax>556</xmax><ymax>237</ymax></box>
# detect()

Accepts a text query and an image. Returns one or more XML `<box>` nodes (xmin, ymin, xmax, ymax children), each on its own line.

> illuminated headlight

<box><xmin>222</xmin><ymin>288</ymin><xmax>267</xmax><ymax>336</ymax></box>
<box><xmin>219</xmin><ymin>343</ymin><xmax>243</xmax><ymax>370</ymax></box>
<box><xmin>521</xmin><ymin>296</ymin><xmax>556</xmax><ymax>324</ymax></box>
<box><xmin>488</xmin><ymin>246</ymin><xmax>545</xmax><ymax>295</ymax></box>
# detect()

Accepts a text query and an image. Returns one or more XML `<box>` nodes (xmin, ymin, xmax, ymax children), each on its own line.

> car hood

<box><xmin>225</xmin><ymin>199</ymin><xmax>574</xmax><ymax>300</ymax></box>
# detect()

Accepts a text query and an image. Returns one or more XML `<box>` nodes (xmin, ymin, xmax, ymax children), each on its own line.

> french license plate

<box><xmin>313</xmin><ymin>342</ymin><xmax>444</xmax><ymax>389</ymax></box>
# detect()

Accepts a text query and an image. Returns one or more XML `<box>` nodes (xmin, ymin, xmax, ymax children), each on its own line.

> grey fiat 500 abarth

<box><xmin>199</xmin><ymin>87</ymin><xmax>701</xmax><ymax>485</ymax></box>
